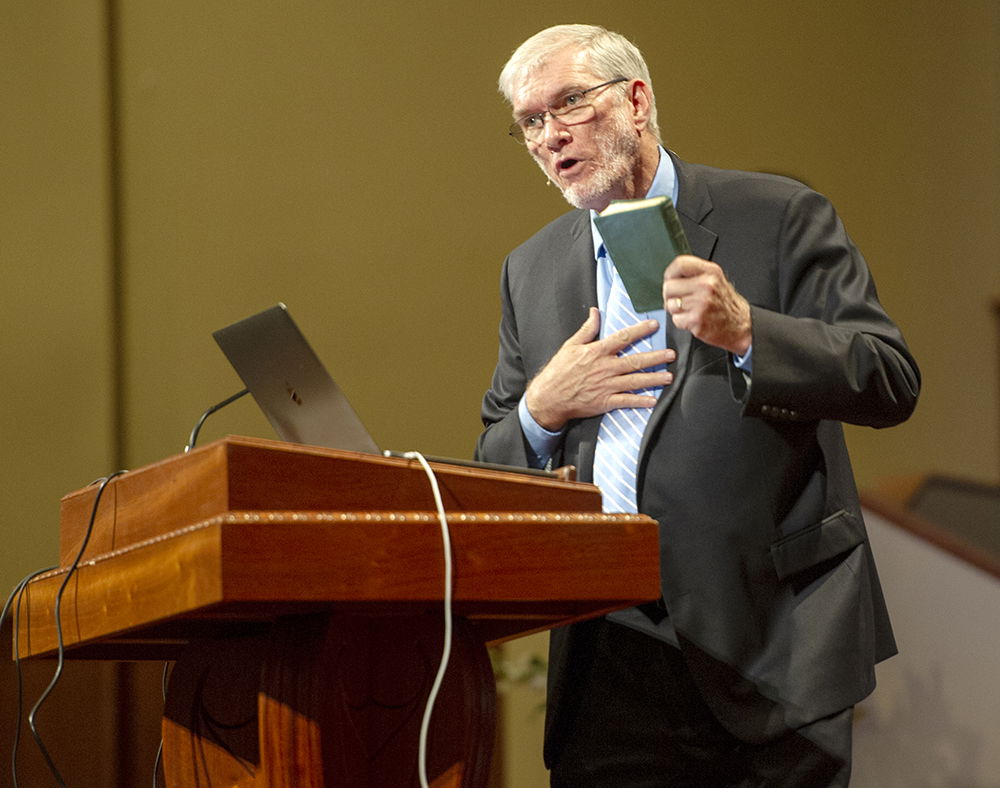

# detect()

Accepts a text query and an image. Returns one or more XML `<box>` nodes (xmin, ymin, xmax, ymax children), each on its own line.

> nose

<box><xmin>540</xmin><ymin>113</ymin><xmax>570</xmax><ymax>146</ymax></box>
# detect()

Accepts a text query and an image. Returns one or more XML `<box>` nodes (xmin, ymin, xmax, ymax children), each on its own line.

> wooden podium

<box><xmin>16</xmin><ymin>436</ymin><xmax>659</xmax><ymax>787</ymax></box>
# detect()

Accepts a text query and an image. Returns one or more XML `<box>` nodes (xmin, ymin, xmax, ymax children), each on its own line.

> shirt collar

<box><xmin>591</xmin><ymin>146</ymin><xmax>677</xmax><ymax>260</ymax></box>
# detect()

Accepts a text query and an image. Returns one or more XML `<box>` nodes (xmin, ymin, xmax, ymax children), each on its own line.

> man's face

<box><xmin>510</xmin><ymin>48</ymin><xmax>640</xmax><ymax>212</ymax></box>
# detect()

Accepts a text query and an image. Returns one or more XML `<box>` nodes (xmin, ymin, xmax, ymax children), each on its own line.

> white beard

<box><xmin>536</xmin><ymin>107</ymin><xmax>640</xmax><ymax>211</ymax></box>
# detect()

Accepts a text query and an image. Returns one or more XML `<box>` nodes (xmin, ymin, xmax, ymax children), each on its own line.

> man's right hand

<box><xmin>524</xmin><ymin>307</ymin><xmax>675</xmax><ymax>431</ymax></box>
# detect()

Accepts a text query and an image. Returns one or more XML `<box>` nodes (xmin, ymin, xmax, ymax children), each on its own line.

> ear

<box><xmin>627</xmin><ymin>79</ymin><xmax>653</xmax><ymax>133</ymax></box>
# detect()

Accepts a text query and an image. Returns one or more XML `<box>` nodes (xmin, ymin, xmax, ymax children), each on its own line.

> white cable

<box><xmin>403</xmin><ymin>451</ymin><xmax>454</xmax><ymax>788</ymax></box>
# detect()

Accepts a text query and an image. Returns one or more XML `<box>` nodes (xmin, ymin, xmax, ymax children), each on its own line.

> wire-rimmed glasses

<box><xmin>508</xmin><ymin>77</ymin><xmax>629</xmax><ymax>144</ymax></box>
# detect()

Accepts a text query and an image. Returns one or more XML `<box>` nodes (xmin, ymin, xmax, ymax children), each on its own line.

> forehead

<box><xmin>510</xmin><ymin>48</ymin><xmax>599</xmax><ymax>115</ymax></box>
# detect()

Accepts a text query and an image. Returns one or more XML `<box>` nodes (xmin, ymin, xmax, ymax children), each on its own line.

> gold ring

<box><xmin>671</xmin><ymin>297</ymin><xmax>683</xmax><ymax>311</ymax></box>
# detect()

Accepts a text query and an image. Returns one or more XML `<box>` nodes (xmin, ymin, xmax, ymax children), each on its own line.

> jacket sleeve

<box><xmin>743</xmin><ymin>187</ymin><xmax>920</xmax><ymax>427</ymax></box>
<box><xmin>475</xmin><ymin>257</ymin><xmax>549</xmax><ymax>467</ymax></box>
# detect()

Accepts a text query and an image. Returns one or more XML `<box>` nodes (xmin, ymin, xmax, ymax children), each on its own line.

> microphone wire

<box><xmin>3</xmin><ymin>564</ymin><xmax>59</xmax><ymax>788</ymax></box>
<box><xmin>401</xmin><ymin>451</ymin><xmax>454</xmax><ymax>788</ymax></box>
<box><xmin>184</xmin><ymin>388</ymin><xmax>249</xmax><ymax>452</ymax></box>
<box><xmin>26</xmin><ymin>469</ymin><xmax>128</xmax><ymax>787</ymax></box>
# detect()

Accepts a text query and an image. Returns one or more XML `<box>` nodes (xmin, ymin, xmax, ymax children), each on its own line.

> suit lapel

<box><xmin>555</xmin><ymin>210</ymin><xmax>599</xmax><ymax>336</ymax></box>
<box><xmin>561</xmin><ymin>211</ymin><xmax>602</xmax><ymax>478</ymax></box>
<box><xmin>637</xmin><ymin>155</ymin><xmax>719</xmax><ymax>471</ymax></box>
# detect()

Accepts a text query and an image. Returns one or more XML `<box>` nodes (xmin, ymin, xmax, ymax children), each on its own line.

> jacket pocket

<box><xmin>770</xmin><ymin>509</ymin><xmax>866</xmax><ymax>581</ymax></box>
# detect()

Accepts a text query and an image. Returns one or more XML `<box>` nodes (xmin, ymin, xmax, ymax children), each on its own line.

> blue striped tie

<box><xmin>592</xmin><ymin>249</ymin><xmax>663</xmax><ymax>513</ymax></box>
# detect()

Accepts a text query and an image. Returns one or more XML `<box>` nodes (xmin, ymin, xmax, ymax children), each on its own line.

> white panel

<box><xmin>855</xmin><ymin>509</ymin><xmax>1000</xmax><ymax>787</ymax></box>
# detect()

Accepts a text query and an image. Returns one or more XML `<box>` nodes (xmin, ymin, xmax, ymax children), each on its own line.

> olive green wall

<box><xmin>2</xmin><ymin>1</ymin><xmax>998</xmax><ymax>785</ymax></box>
<box><xmin>6</xmin><ymin>0</ymin><xmax>999</xmax><ymax>587</ymax></box>
<box><xmin>3</xmin><ymin>0</ymin><xmax>116</xmax><ymax>595</ymax></box>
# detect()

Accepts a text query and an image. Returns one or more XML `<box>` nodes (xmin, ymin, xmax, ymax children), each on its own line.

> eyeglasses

<box><xmin>508</xmin><ymin>77</ymin><xmax>629</xmax><ymax>144</ymax></box>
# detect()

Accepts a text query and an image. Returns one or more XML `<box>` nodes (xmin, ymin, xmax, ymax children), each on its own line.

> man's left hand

<box><xmin>663</xmin><ymin>255</ymin><xmax>752</xmax><ymax>355</ymax></box>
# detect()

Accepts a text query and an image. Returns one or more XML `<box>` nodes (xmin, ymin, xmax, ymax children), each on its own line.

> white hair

<box><xmin>498</xmin><ymin>24</ymin><xmax>660</xmax><ymax>141</ymax></box>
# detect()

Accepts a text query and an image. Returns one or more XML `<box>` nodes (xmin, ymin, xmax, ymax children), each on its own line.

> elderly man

<box><xmin>475</xmin><ymin>23</ymin><xmax>920</xmax><ymax>787</ymax></box>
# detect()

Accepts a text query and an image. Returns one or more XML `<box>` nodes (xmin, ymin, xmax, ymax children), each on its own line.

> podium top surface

<box><xmin>20</xmin><ymin>437</ymin><xmax>659</xmax><ymax>660</ymax></box>
<box><xmin>59</xmin><ymin>435</ymin><xmax>602</xmax><ymax>566</ymax></box>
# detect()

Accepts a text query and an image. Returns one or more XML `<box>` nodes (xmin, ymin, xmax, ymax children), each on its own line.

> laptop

<box><xmin>212</xmin><ymin>304</ymin><xmax>557</xmax><ymax>477</ymax></box>
<box><xmin>212</xmin><ymin>303</ymin><xmax>380</xmax><ymax>454</ymax></box>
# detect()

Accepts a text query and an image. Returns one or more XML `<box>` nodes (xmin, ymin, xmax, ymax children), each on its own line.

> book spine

<box><xmin>660</xmin><ymin>197</ymin><xmax>691</xmax><ymax>255</ymax></box>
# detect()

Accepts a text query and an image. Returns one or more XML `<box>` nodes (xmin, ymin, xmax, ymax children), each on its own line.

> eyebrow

<box><xmin>513</xmin><ymin>83</ymin><xmax>586</xmax><ymax>119</ymax></box>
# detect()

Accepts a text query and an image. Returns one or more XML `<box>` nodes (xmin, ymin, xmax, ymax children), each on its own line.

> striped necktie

<box><xmin>592</xmin><ymin>248</ymin><xmax>663</xmax><ymax>513</ymax></box>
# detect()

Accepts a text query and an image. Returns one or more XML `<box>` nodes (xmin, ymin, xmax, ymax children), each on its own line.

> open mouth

<box><xmin>558</xmin><ymin>158</ymin><xmax>579</xmax><ymax>171</ymax></box>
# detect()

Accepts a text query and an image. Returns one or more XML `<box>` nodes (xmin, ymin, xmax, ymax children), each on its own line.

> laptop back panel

<box><xmin>212</xmin><ymin>304</ymin><xmax>380</xmax><ymax>454</ymax></box>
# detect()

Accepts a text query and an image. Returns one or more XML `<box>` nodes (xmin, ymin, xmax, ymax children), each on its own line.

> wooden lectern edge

<box><xmin>57</xmin><ymin>435</ymin><xmax>589</xmax><ymax>498</ymax></box>
<box><xmin>863</xmin><ymin>473</ymin><xmax>928</xmax><ymax>507</ymax></box>
<box><xmin>162</xmin><ymin>436</ymin><xmax>590</xmax><ymax>490</ymax></box>
<box><xmin>861</xmin><ymin>486</ymin><xmax>1000</xmax><ymax>581</ymax></box>
<box><xmin>32</xmin><ymin>440</ymin><xmax>660</xmax><ymax>662</ymax></box>
<box><xmin>18</xmin><ymin>509</ymin><xmax>660</xmax><ymax>660</ymax></box>
<box><xmin>551</xmin><ymin>464</ymin><xmax>576</xmax><ymax>481</ymax></box>
<box><xmin>13</xmin><ymin>598</ymin><xmax>656</xmax><ymax>662</ymax></box>
<box><xmin>57</xmin><ymin>436</ymin><xmax>602</xmax><ymax>566</ymax></box>
<box><xmin>24</xmin><ymin>440</ymin><xmax>661</xmax><ymax>787</ymax></box>
<box><xmin>13</xmin><ymin>601</ymin><xmax>657</xmax><ymax>662</ymax></box>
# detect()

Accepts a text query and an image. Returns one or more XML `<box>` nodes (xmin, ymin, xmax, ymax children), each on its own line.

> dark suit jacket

<box><xmin>475</xmin><ymin>152</ymin><xmax>920</xmax><ymax>749</ymax></box>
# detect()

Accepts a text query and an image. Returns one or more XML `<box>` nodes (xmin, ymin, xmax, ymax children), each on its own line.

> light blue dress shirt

<box><xmin>517</xmin><ymin>147</ymin><xmax>750</xmax><ymax>467</ymax></box>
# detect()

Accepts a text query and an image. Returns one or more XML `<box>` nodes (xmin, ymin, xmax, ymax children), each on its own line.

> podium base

<box><xmin>162</xmin><ymin>611</ymin><xmax>496</xmax><ymax>787</ymax></box>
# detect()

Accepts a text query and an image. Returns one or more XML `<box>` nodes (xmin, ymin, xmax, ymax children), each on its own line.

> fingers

<box><xmin>663</xmin><ymin>254</ymin><xmax>706</xmax><ymax>281</ymax></box>
<box><xmin>661</xmin><ymin>255</ymin><xmax>753</xmax><ymax>354</ymax></box>
<box><xmin>602</xmin><ymin>318</ymin><xmax>662</xmax><ymax>355</ymax></box>
<box><xmin>606</xmin><ymin>391</ymin><xmax>662</xmax><ymax>411</ymax></box>
<box><xmin>617</xmin><ymin>347</ymin><xmax>675</xmax><ymax>373</ymax></box>
<box><xmin>662</xmin><ymin>255</ymin><xmax>709</xmax><ymax>309</ymax></box>
<box><xmin>616</xmin><ymin>369</ymin><xmax>674</xmax><ymax>393</ymax></box>
<box><xmin>598</xmin><ymin>316</ymin><xmax>674</xmax><ymax>374</ymax></box>
<box><xmin>525</xmin><ymin>308</ymin><xmax>676</xmax><ymax>431</ymax></box>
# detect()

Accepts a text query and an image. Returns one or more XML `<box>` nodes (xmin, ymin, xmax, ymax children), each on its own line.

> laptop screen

<box><xmin>212</xmin><ymin>303</ymin><xmax>380</xmax><ymax>454</ymax></box>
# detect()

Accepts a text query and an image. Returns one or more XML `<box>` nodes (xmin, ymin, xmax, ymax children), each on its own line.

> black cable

<box><xmin>12</xmin><ymin>384</ymin><xmax>248</xmax><ymax>786</ymax></box>
<box><xmin>160</xmin><ymin>384</ymin><xmax>251</xmax><ymax>782</ymax></box>
<box><xmin>3</xmin><ymin>565</ymin><xmax>59</xmax><ymax>788</ymax></box>
<box><xmin>184</xmin><ymin>388</ymin><xmax>249</xmax><ymax>452</ymax></box>
<box><xmin>25</xmin><ymin>470</ymin><xmax>128</xmax><ymax>787</ymax></box>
